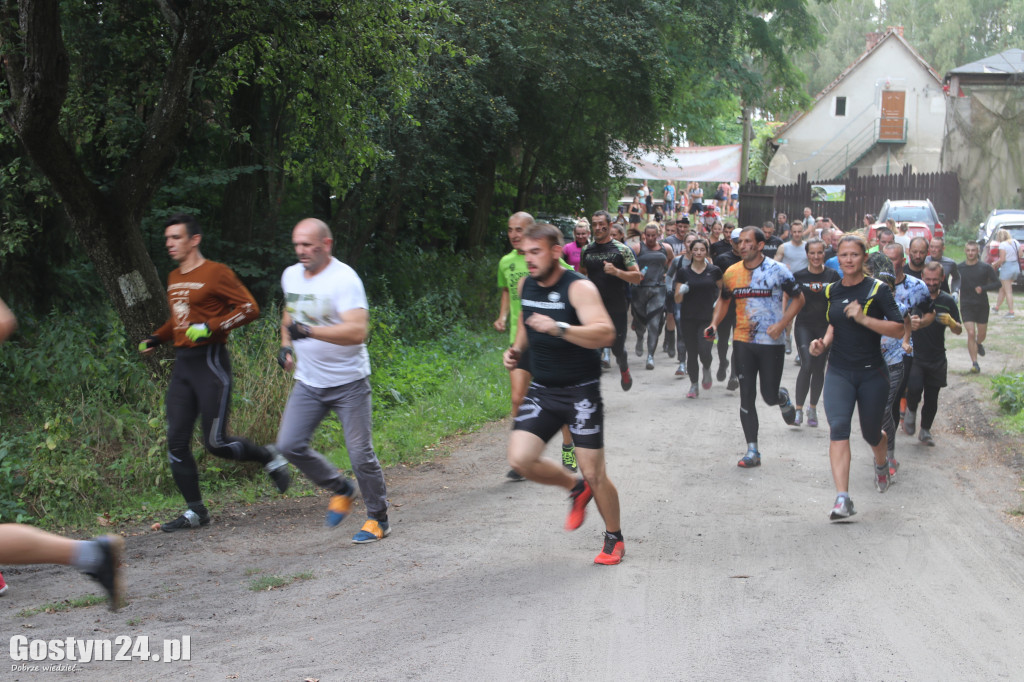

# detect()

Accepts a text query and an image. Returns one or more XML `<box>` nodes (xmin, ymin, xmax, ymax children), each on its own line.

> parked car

<box><xmin>874</xmin><ymin>199</ymin><xmax>944</xmax><ymax>238</ymax></box>
<box><xmin>976</xmin><ymin>209</ymin><xmax>1024</xmax><ymax>244</ymax></box>
<box><xmin>866</xmin><ymin>221</ymin><xmax>932</xmax><ymax>244</ymax></box>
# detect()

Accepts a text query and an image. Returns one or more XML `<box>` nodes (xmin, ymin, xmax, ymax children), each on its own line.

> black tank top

<box><xmin>635</xmin><ymin>242</ymin><xmax>668</xmax><ymax>286</ymax></box>
<box><xmin>521</xmin><ymin>270</ymin><xmax>601</xmax><ymax>386</ymax></box>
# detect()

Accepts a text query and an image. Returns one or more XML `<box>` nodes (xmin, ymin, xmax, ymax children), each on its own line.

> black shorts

<box><xmin>910</xmin><ymin>356</ymin><xmax>948</xmax><ymax>389</ymax></box>
<box><xmin>960</xmin><ymin>302</ymin><xmax>989</xmax><ymax>324</ymax></box>
<box><xmin>512</xmin><ymin>379</ymin><xmax>604</xmax><ymax>449</ymax></box>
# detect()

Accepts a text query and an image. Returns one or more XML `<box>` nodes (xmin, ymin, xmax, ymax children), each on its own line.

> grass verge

<box><xmin>247</xmin><ymin>572</ymin><xmax>315</xmax><ymax>592</ymax></box>
<box><xmin>16</xmin><ymin>594</ymin><xmax>107</xmax><ymax>618</ymax></box>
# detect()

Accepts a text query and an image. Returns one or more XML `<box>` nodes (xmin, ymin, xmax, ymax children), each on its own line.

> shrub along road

<box><xmin>3</xmin><ymin>315</ymin><xmax>1024</xmax><ymax>680</ymax></box>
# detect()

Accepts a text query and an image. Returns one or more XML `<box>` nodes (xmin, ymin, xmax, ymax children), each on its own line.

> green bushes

<box><xmin>992</xmin><ymin>372</ymin><xmax>1024</xmax><ymax>415</ymax></box>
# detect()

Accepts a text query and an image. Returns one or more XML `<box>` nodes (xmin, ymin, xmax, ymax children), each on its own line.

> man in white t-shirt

<box><xmin>274</xmin><ymin>218</ymin><xmax>390</xmax><ymax>543</ymax></box>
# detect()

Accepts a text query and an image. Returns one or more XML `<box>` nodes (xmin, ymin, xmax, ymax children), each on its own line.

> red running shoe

<box><xmin>565</xmin><ymin>480</ymin><xmax>593</xmax><ymax>531</ymax></box>
<box><xmin>594</xmin><ymin>532</ymin><xmax>625</xmax><ymax>565</ymax></box>
<box><xmin>0</xmin><ymin>571</ymin><xmax>8</xmax><ymax>596</ymax></box>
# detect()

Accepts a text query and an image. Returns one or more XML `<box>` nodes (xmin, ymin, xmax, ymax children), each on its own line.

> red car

<box><xmin>867</xmin><ymin>221</ymin><xmax>933</xmax><ymax>244</ymax></box>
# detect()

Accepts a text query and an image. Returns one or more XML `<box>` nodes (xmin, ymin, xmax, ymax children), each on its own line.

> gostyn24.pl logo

<box><xmin>9</xmin><ymin>635</ymin><xmax>191</xmax><ymax>666</ymax></box>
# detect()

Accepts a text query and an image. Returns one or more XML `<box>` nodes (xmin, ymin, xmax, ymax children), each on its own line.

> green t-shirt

<box><xmin>496</xmin><ymin>250</ymin><xmax>570</xmax><ymax>345</ymax></box>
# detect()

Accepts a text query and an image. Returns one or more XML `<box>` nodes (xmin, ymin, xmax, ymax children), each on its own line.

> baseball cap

<box><xmin>730</xmin><ymin>228</ymin><xmax>742</xmax><ymax>240</ymax></box>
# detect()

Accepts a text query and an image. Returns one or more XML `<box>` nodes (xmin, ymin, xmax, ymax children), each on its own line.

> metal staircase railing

<box><xmin>813</xmin><ymin>118</ymin><xmax>907</xmax><ymax>181</ymax></box>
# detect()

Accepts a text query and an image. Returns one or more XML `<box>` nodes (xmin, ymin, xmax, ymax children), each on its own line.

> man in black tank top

<box><xmin>504</xmin><ymin>223</ymin><xmax>626</xmax><ymax>566</ymax></box>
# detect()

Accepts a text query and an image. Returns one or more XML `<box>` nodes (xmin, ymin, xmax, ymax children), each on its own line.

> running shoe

<box><xmin>717</xmin><ymin>360</ymin><xmax>729</xmax><ymax>382</ymax></box>
<box><xmin>665</xmin><ymin>331</ymin><xmax>676</xmax><ymax>358</ymax></box>
<box><xmin>601</xmin><ymin>348</ymin><xmax>611</xmax><ymax>368</ymax></box>
<box><xmin>635</xmin><ymin>336</ymin><xmax>644</xmax><ymax>357</ymax></box>
<box><xmin>970</xmin><ymin>362</ymin><xmax>981</xmax><ymax>374</ymax></box>
<box><xmin>806</xmin><ymin>406</ymin><xmax>818</xmax><ymax>427</ymax></box>
<box><xmin>562</xmin><ymin>443</ymin><xmax>578</xmax><ymax>473</ymax></box>
<box><xmin>506</xmin><ymin>468</ymin><xmax>526</xmax><ymax>482</ymax></box>
<box><xmin>620</xmin><ymin>368</ymin><xmax>633</xmax><ymax>392</ymax></box>
<box><xmin>726</xmin><ymin>376</ymin><xmax>739</xmax><ymax>391</ymax></box>
<box><xmin>903</xmin><ymin>410</ymin><xmax>916</xmax><ymax>436</ymax></box>
<box><xmin>793</xmin><ymin>408</ymin><xmax>803</xmax><ymax>427</ymax></box>
<box><xmin>594</xmin><ymin>532</ymin><xmax>625</xmax><ymax>566</ymax></box>
<box><xmin>565</xmin><ymin>479</ymin><xmax>593</xmax><ymax>531</ymax></box>
<box><xmin>0</xmin><ymin>571</ymin><xmax>7</xmax><ymax>596</ymax></box>
<box><xmin>264</xmin><ymin>446</ymin><xmax>292</xmax><ymax>494</ymax></box>
<box><xmin>83</xmin><ymin>535</ymin><xmax>125</xmax><ymax>612</ymax></box>
<box><xmin>675</xmin><ymin>362</ymin><xmax>687</xmax><ymax>376</ymax></box>
<box><xmin>977</xmin><ymin>342</ymin><xmax>986</xmax><ymax>357</ymax></box>
<box><xmin>875</xmin><ymin>465</ymin><xmax>890</xmax><ymax>493</ymax></box>
<box><xmin>829</xmin><ymin>495</ymin><xmax>856</xmax><ymax>521</ymax></box>
<box><xmin>778</xmin><ymin>387</ymin><xmax>797</xmax><ymax>425</ymax></box>
<box><xmin>645</xmin><ymin>354</ymin><xmax>655</xmax><ymax>370</ymax></box>
<box><xmin>888</xmin><ymin>456</ymin><xmax>900</xmax><ymax>479</ymax></box>
<box><xmin>918</xmin><ymin>428</ymin><xmax>935</xmax><ymax>446</ymax></box>
<box><xmin>686</xmin><ymin>384</ymin><xmax>698</xmax><ymax>399</ymax></box>
<box><xmin>352</xmin><ymin>519</ymin><xmax>391</xmax><ymax>544</ymax></box>
<box><xmin>737</xmin><ymin>449</ymin><xmax>761</xmax><ymax>468</ymax></box>
<box><xmin>160</xmin><ymin>507</ymin><xmax>210</xmax><ymax>532</ymax></box>
<box><xmin>325</xmin><ymin>489</ymin><xmax>354</xmax><ymax>527</ymax></box>
<box><xmin>701</xmin><ymin>366</ymin><xmax>712</xmax><ymax>390</ymax></box>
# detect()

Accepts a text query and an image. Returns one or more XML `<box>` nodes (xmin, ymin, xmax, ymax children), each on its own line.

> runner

<box><xmin>706</xmin><ymin>226</ymin><xmax>805</xmax><ymax>467</ymax></box>
<box><xmin>562</xmin><ymin>219</ymin><xmax>590</xmax><ymax>271</ymax></box>
<box><xmin>495</xmin><ymin>212</ymin><xmax>578</xmax><ymax>479</ymax></box>
<box><xmin>666</xmin><ymin>232</ymin><xmax>700</xmax><ymax>373</ymax></box>
<box><xmin>761</xmin><ymin>221</ymin><xmax>783</xmax><ymax>260</ymax></box>
<box><xmin>274</xmin><ymin>218</ymin><xmax>391</xmax><ymax>541</ymax></box>
<box><xmin>957</xmin><ymin>240</ymin><xmax>1001</xmax><ymax>373</ymax></box>
<box><xmin>883</xmin><ymin>243</ymin><xmax>934</xmax><ymax>465</ymax></box>
<box><xmin>139</xmin><ymin>214</ymin><xmax>290</xmax><ymax>532</ymax></box>
<box><xmin>925</xmin><ymin>237</ymin><xmax>961</xmax><ymax>295</ymax></box>
<box><xmin>579</xmin><ymin>210</ymin><xmax>643</xmax><ymax>391</ymax></box>
<box><xmin>905</xmin><ymin>262</ymin><xmax>963</xmax><ymax>446</ymax></box>
<box><xmin>775</xmin><ymin>221</ymin><xmax>809</xmax><ymax>359</ymax></box>
<box><xmin>674</xmin><ymin>238</ymin><xmax>723</xmax><ymax>397</ymax></box>
<box><xmin>631</xmin><ymin>223</ymin><xmax>674</xmax><ymax>370</ymax></box>
<box><xmin>791</xmin><ymin>238</ymin><xmax>840</xmax><ymax>427</ymax></box>
<box><xmin>660</xmin><ymin>219</ymin><xmax>690</xmax><ymax>358</ymax></box>
<box><xmin>504</xmin><ymin>222</ymin><xmax>625</xmax><ymax>565</ymax></box>
<box><xmin>809</xmin><ymin>235</ymin><xmax>905</xmax><ymax>520</ymax></box>
<box><xmin>712</xmin><ymin>227</ymin><xmax>742</xmax><ymax>389</ymax></box>
<box><xmin>991</xmin><ymin>229</ymin><xmax>1020</xmax><ymax>316</ymax></box>
<box><xmin>905</xmin><ymin>236</ymin><xmax>929</xmax><ymax>281</ymax></box>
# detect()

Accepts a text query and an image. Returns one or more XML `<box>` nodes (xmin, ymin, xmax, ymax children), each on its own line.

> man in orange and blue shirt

<box><xmin>707</xmin><ymin>226</ymin><xmax>805</xmax><ymax>467</ymax></box>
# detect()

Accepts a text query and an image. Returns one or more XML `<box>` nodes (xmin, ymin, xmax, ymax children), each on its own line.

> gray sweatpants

<box><xmin>276</xmin><ymin>377</ymin><xmax>388</xmax><ymax>519</ymax></box>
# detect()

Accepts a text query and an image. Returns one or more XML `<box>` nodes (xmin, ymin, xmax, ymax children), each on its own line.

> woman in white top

<box><xmin>992</xmin><ymin>229</ymin><xmax>1020</xmax><ymax>316</ymax></box>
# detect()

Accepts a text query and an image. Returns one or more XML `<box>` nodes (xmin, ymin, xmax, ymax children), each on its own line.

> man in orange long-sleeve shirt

<box><xmin>139</xmin><ymin>214</ymin><xmax>290</xmax><ymax>532</ymax></box>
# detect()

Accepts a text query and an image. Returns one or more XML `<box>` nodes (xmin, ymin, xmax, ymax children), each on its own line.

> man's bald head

<box><xmin>295</xmin><ymin>217</ymin><xmax>332</xmax><ymax>241</ymax></box>
<box><xmin>293</xmin><ymin>218</ymin><xmax>334</xmax><ymax>274</ymax></box>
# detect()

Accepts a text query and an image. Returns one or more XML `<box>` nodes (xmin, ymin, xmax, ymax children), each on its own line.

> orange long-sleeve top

<box><xmin>153</xmin><ymin>260</ymin><xmax>259</xmax><ymax>348</ymax></box>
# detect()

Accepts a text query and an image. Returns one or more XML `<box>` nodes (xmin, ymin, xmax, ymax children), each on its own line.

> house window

<box><xmin>834</xmin><ymin>96</ymin><xmax>847</xmax><ymax>117</ymax></box>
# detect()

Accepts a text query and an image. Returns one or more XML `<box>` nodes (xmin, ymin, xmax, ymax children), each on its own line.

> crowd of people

<box><xmin>495</xmin><ymin>204</ymin><xmax>1013</xmax><ymax>540</ymax></box>
<box><xmin>0</xmin><ymin>201</ymin><xmax>1014</xmax><ymax>601</ymax></box>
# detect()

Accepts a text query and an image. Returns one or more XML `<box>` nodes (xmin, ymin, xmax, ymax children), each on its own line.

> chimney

<box><xmin>865</xmin><ymin>32</ymin><xmax>882</xmax><ymax>51</ymax></box>
<box><xmin>893</xmin><ymin>25</ymin><xmax>904</xmax><ymax>37</ymax></box>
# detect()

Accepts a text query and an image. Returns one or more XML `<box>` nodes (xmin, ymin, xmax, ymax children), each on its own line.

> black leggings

<box><xmin>882</xmin><ymin>358</ymin><xmax>907</xmax><ymax>457</ymax></box>
<box><xmin>632</xmin><ymin>287</ymin><xmax>666</xmax><ymax>357</ymax></box>
<box><xmin>608</xmin><ymin>307</ymin><xmax>630</xmax><ymax>371</ymax></box>
<box><xmin>905</xmin><ymin>359</ymin><xmax>943</xmax><ymax>431</ymax></box>
<box><xmin>679</xmin><ymin>317</ymin><xmax>713</xmax><ymax>384</ymax></box>
<box><xmin>794</xmin><ymin>324</ymin><xmax>829</xmax><ymax>407</ymax></box>
<box><xmin>166</xmin><ymin>345</ymin><xmax>270</xmax><ymax>504</ymax></box>
<box><xmin>823</xmin><ymin>363</ymin><xmax>889</xmax><ymax>444</ymax></box>
<box><xmin>717</xmin><ymin>306</ymin><xmax>736</xmax><ymax>372</ymax></box>
<box><xmin>733</xmin><ymin>341</ymin><xmax>785</xmax><ymax>443</ymax></box>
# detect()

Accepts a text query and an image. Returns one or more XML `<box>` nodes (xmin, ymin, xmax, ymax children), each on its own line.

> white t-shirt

<box><xmin>282</xmin><ymin>258</ymin><xmax>371</xmax><ymax>388</ymax></box>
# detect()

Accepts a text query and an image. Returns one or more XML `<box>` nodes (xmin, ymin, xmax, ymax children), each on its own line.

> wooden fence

<box><xmin>738</xmin><ymin>167</ymin><xmax>960</xmax><ymax>231</ymax></box>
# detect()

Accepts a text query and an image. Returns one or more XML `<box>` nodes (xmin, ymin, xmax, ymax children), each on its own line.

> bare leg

<box><xmin>965</xmin><ymin>321</ymin><xmax>978</xmax><ymax>363</ymax></box>
<box><xmin>507</xmin><ymin>431</ymin><xmax>577</xmax><ymax>489</ymax></box>
<box><xmin>575</xmin><ymin>447</ymin><xmax>621</xmax><ymax>532</ymax></box>
<box><xmin>1003</xmin><ymin>280</ymin><xmax>1016</xmax><ymax>313</ymax></box>
<box><xmin>829</xmin><ymin>440</ymin><xmax>852</xmax><ymax>493</ymax></box>
<box><xmin>0</xmin><ymin>524</ymin><xmax>76</xmax><ymax>565</ymax></box>
<box><xmin>977</xmin><ymin>322</ymin><xmax>988</xmax><ymax>345</ymax></box>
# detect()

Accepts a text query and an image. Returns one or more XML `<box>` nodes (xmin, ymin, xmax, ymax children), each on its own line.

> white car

<box><xmin>976</xmin><ymin>209</ymin><xmax>1024</xmax><ymax>244</ymax></box>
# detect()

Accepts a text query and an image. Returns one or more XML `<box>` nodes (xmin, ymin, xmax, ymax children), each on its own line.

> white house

<box><xmin>767</xmin><ymin>27</ymin><xmax>945</xmax><ymax>184</ymax></box>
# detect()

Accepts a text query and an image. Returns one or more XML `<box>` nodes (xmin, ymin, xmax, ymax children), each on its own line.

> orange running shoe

<box><xmin>565</xmin><ymin>480</ymin><xmax>593</xmax><ymax>531</ymax></box>
<box><xmin>594</xmin><ymin>532</ymin><xmax>625</xmax><ymax>565</ymax></box>
<box><xmin>325</xmin><ymin>490</ymin><xmax>353</xmax><ymax>528</ymax></box>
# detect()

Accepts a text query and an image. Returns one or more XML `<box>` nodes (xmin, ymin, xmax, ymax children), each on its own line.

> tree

<box><xmin>0</xmin><ymin>0</ymin><xmax>444</xmax><ymax>340</ymax></box>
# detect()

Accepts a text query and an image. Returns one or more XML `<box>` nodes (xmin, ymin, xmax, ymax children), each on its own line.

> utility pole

<box><xmin>740</xmin><ymin>105</ymin><xmax>752</xmax><ymax>184</ymax></box>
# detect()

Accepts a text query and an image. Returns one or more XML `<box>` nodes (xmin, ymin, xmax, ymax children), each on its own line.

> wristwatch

<box><xmin>554</xmin><ymin>321</ymin><xmax>570</xmax><ymax>337</ymax></box>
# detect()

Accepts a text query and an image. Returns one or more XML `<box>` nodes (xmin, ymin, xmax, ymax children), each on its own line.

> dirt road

<box><xmin>4</xmin><ymin>321</ymin><xmax>1024</xmax><ymax>681</ymax></box>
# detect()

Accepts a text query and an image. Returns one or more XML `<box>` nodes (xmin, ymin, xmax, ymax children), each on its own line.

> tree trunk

<box><xmin>466</xmin><ymin>152</ymin><xmax>497</xmax><ymax>249</ymax></box>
